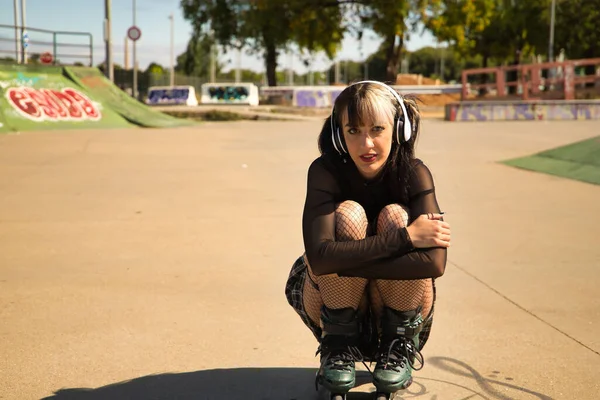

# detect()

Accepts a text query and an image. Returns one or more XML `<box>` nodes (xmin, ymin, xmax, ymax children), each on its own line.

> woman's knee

<box><xmin>377</xmin><ymin>204</ymin><xmax>410</xmax><ymax>233</ymax></box>
<box><xmin>335</xmin><ymin>200</ymin><xmax>368</xmax><ymax>240</ymax></box>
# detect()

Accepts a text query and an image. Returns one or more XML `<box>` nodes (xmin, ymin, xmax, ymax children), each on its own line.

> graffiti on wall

<box><xmin>295</xmin><ymin>90</ymin><xmax>331</xmax><ymax>107</ymax></box>
<box><xmin>147</xmin><ymin>87</ymin><xmax>192</xmax><ymax>105</ymax></box>
<box><xmin>208</xmin><ymin>86</ymin><xmax>249</xmax><ymax>102</ymax></box>
<box><xmin>295</xmin><ymin>90</ymin><xmax>343</xmax><ymax>107</ymax></box>
<box><xmin>5</xmin><ymin>87</ymin><xmax>101</xmax><ymax>121</ymax></box>
<box><xmin>447</xmin><ymin>102</ymin><xmax>600</xmax><ymax>121</ymax></box>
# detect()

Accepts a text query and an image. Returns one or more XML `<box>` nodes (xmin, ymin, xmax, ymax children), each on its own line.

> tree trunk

<box><xmin>264</xmin><ymin>40</ymin><xmax>278</xmax><ymax>87</ymax></box>
<box><xmin>508</xmin><ymin>45</ymin><xmax>522</xmax><ymax>95</ymax></box>
<box><xmin>384</xmin><ymin>33</ymin><xmax>403</xmax><ymax>83</ymax></box>
<box><xmin>479</xmin><ymin>53</ymin><xmax>489</xmax><ymax>96</ymax></box>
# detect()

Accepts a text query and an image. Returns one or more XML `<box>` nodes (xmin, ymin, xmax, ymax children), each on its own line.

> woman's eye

<box><xmin>347</xmin><ymin>128</ymin><xmax>358</xmax><ymax>134</ymax></box>
<box><xmin>372</xmin><ymin>126</ymin><xmax>384</xmax><ymax>133</ymax></box>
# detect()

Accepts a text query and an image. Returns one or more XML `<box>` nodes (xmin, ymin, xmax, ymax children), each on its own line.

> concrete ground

<box><xmin>0</xmin><ymin>117</ymin><xmax>599</xmax><ymax>400</ymax></box>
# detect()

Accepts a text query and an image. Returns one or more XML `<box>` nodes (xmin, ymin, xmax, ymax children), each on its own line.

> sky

<box><xmin>0</xmin><ymin>0</ymin><xmax>438</xmax><ymax>74</ymax></box>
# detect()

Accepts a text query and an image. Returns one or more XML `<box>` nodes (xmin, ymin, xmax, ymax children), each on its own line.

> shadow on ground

<box><xmin>41</xmin><ymin>357</ymin><xmax>554</xmax><ymax>400</ymax></box>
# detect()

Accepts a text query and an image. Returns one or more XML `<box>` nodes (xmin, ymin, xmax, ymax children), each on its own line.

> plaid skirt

<box><xmin>284</xmin><ymin>254</ymin><xmax>436</xmax><ymax>353</ymax></box>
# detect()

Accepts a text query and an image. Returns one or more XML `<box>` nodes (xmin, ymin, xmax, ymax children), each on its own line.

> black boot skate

<box><xmin>372</xmin><ymin>307</ymin><xmax>425</xmax><ymax>398</ymax></box>
<box><xmin>315</xmin><ymin>306</ymin><xmax>365</xmax><ymax>400</ymax></box>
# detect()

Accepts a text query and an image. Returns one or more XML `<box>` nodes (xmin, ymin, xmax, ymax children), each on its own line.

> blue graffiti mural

<box><xmin>208</xmin><ymin>86</ymin><xmax>249</xmax><ymax>102</ymax></box>
<box><xmin>147</xmin><ymin>87</ymin><xmax>191</xmax><ymax>105</ymax></box>
<box><xmin>294</xmin><ymin>89</ymin><xmax>344</xmax><ymax>107</ymax></box>
<box><xmin>447</xmin><ymin>102</ymin><xmax>600</xmax><ymax>121</ymax></box>
<box><xmin>295</xmin><ymin>90</ymin><xmax>329</xmax><ymax>107</ymax></box>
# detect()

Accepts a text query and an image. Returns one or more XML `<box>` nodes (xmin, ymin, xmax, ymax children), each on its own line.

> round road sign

<box><xmin>40</xmin><ymin>52</ymin><xmax>53</xmax><ymax>64</ymax></box>
<box><xmin>127</xmin><ymin>26</ymin><xmax>142</xmax><ymax>41</ymax></box>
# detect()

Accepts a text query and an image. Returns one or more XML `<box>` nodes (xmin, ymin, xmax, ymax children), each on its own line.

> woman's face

<box><xmin>341</xmin><ymin>105</ymin><xmax>394</xmax><ymax>180</ymax></box>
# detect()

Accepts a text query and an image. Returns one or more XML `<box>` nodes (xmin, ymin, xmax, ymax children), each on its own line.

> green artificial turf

<box><xmin>502</xmin><ymin>136</ymin><xmax>600</xmax><ymax>185</ymax></box>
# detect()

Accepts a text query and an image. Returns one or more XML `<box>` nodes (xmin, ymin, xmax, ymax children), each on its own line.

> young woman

<box><xmin>285</xmin><ymin>80</ymin><xmax>450</xmax><ymax>398</ymax></box>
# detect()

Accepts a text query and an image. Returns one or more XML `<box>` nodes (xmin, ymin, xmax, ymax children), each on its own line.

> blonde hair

<box><xmin>337</xmin><ymin>84</ymin><xmax>398</xmax><ymax>129</ymax></box>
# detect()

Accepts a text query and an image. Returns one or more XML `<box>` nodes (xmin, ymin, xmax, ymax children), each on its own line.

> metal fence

<box><xmin>112</xmin><ymin>69</ymin><xmax>267</xmax><ymax>100</ymax></box>
<box><xmin>0</xmin><ymin>24</ymin><xmax>93</xmax><ymax>66</ymax></box>
<box><xmin>461</xmin><ymin>58</ymin><xmax>600</xmax><ymax>101</ymax></box>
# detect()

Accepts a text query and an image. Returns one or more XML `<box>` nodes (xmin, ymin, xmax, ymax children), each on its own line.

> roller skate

<box><xmin>372</xmin><ymin>307</ymin><xmax>425</xmax><ymax>399</ymax></box>
<box><xmin>315</xmin><ymin>306</ymin><xmax>366</xmax><ymax>400</ymax></box>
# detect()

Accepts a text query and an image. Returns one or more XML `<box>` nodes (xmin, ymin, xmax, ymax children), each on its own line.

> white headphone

<box><xmin>330</xmin><ymin>80</ymin><xmax>413</xmax><ymax>156</ymax></box>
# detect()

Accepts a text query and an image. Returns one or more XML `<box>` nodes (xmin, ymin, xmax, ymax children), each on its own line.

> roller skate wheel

<box><xmin>330</xmin><ymin>394</ymin><xmax>346</xmax><ymax>400</ymax></box>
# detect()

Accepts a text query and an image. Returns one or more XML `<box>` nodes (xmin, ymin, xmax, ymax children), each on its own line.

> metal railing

<box><xmin>0</xmin><ymin>24</ymin><xmax>93</xmax><ymax>66</ymax></box>
<box><xmin>460</xmin><ymin>58</ymin><xmax>600</xmax><ymax>101</ymax></box>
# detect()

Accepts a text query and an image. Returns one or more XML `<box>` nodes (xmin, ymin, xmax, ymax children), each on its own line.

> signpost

<box><xmin>127</xmin><ymin>23</ymin><xmax>141</xmax><ymax>100</ymax></box>
<box><xmin>127</xmin><ymin>26</ymin><xmax>141</xmax><ymax>42</ymax></box>
<box><xmin>40</xmin><ymin>51</ymin><xmax>53</xmax><ymax>64</ymax></box>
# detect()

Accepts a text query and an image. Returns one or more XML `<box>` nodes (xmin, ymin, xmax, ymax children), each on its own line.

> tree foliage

<box><xmin>175</xmin><ymin>34</ymin><xmax>224</xmax><ymax>77</ymax></box>
<box><xmin>146</xmin><ymin>62</ymin><xmax>165</xmax><ymax>74</ymax></box>
<box><xmin>424</xmin><ymin>0</ymin><xmax>496</xmax><ymax>57</ymax></box>
<box><xmin>345</xmin><ymin>0</ymin><xmax>438</xmax><ymax>82</ymax></box>
<box><xmin>554</xmin><ymin>0</ymin><xmax>600</xmax><ymax>60</ymax></box>
<box><xmin>173</xmin><ymin>0</ymin><xmax>599</xmax><ymax>86</ymax></box>
<box><xmin>180</xmin><ymin>0</ymin><xmax>345</xmax><ymax>86</ymax></box>
<box><xmin>425</xmin><ymin>0</ymin><xmax>552</xmax><ymax>66</ymax></box>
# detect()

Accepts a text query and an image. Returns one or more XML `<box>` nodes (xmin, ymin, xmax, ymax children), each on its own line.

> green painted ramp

<box><xmin>64</xmin><ymin>67</ymin><xmax>196</xmax><ymax>128</ymax></box>
<box><xmin>0</xmin><ymin>64</ymin><xmax>133</xmax><ymax>132</ymax></box>
<box><xmin>502</xmin><ymin>136</ymin><xmax>600</xmax><ymax>185</ymax></box>
<box><xmin>0</xmin><ymin>104</ymin><xmax>10</xmax><ymax>134</ymax></box>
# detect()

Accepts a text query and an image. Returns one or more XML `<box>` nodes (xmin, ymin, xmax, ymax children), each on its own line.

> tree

<box><xmin>345</xmin><ymin>0</ymin><xmax>438</xmax><ymax>82</ymax></box>
<box><xmin>498</xmin><ymin>0</ymin><xmax>551</xmax><ymax>64</ymax></box>
<box><xmin>180</xmin><ymin>0</ymin><xmax>345</xmax><ymax>86</ymax></box>
<box><xmin>425</xmin><ymin>0</ymin><xmax>552</xmax><ymax>66</ymax></box>
<box><xmin>554</xmin><ymin>0</ymin><xmax>600</xmax><ymax>61</ymax></box>
<box><xmin>423</xmin><ymin>0</ymin><xmax>496</xmax><ymax>60</ymax></box>
<box><xmin>146</xmin><ymin>62</ymin><xmax>165</xmax><ymax>74</ymax></box>
<box><xmin>219</xmin><ymin>68</ymin><xmax>264</xmax><ymax>83</ymax></box>
<box><xmin>175</xmin><ymin>34</ymin><xmax>223</xmax><ymax>78</ymax></box>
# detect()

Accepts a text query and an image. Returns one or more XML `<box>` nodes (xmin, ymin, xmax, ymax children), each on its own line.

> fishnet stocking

<box><xmin>303</xmin><ymin>201</ymin><xmax>369</xmax><ymax>326</ymax></box>
<box><xmin>370</xmin><ymin>204</ymin><xmax>434</xmax><ymax>321</ymax></box>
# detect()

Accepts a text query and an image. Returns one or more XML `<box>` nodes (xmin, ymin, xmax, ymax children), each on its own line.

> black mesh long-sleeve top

<box><xmin>302</xmin><ymin>154</ymin><xmax>447</xmax><ymax>281</ymax></box>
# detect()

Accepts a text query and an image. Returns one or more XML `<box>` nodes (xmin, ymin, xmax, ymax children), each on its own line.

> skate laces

<box><xmin>316</xmin><ymin>342</ymin><xmax>362</xmax><ymax>371</ymax></box>
<box><xmin>315</xmin><ymin>343</ymin><xmax>373</xmax><ymax>390</ymax></box>
<box><xmin>378</xmin><ymin>337</ymin><xmax>424</xmax><ymax>372</ymax></box>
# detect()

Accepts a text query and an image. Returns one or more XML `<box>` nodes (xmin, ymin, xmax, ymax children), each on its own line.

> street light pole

<box><xmin>132</xmin><ymin>0</ymin><xmax>138</xmax><ymax>99</ymax></box>
<box><xmin>169</xmin><ymin>12</ymin><xmax>174</xmax><ymax>87</ymax></box>
<box><xmin>209</xmin><ymin>30</ymin><xmax>216</xmax><ymax>83</ymax></box>
<box><xmin>104</xmin><ymin>0</ymin><xmax>114</xmax><ymax>81</ymax></box>
<box><xmin>20</xmin><ymin>0</ymin><xmax>26</xmax><ymax>64</ymax></box>
<box><xmin>549</xmin><ymin>0</ymin><xmax>556</xmax><ymax>62</ymax></box>
<box><xmin>13</xmin><ymin>0</ymin><xmax>20</xmax><ymax>63</ymax></box>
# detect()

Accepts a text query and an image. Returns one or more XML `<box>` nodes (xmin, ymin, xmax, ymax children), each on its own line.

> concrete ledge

<box><xmin>445</xmin><ymin>100</ymin><xmax>600</xmax><ymax>121</ymax></box>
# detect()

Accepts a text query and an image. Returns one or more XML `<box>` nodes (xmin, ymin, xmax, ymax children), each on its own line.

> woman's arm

<box><xmin>302</xmin><ymin>158</ymin><xmax>416</xmax><ymax>276</ymax></box>
<box><xmin>302</xmin><ymin>158</ymin><xmax>447</xmax><ymax>280</ymax></box>
<box><xmin>338</xmin><ymin>160</ymin><xmax>447</xmax><ymax>280</ymax></box>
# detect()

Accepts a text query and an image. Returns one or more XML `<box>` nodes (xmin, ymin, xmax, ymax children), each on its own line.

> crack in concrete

<box><xmin>448</xmin><ymin>259</ymin><xmax>600</xmax><ymax>357</ymax></box>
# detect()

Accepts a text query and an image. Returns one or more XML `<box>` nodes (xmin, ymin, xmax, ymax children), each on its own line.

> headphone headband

<box><xmin>330</xmin><ymin>80</ymin><xmax>412</xmax><ymax>156</ymax></box>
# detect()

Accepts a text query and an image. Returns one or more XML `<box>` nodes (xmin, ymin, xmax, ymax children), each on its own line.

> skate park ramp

<box><xmin>502</xmin><ymin>135</ymin><xmax>600</xmax><ymax>185</ymax></box>
<box><xmin>0</xmin><ymin>64</ymin><xmax>135</xmax><ymax>132</ymax></box>
<box><xmin>0</xmin><ymin>63</ymin><xmax>195</xmax><ymax>133</ymax></box>
<box><xmin>63</xmin><ymin>66</ymin><xmax>196</xmax><ymax>128</ymax></box>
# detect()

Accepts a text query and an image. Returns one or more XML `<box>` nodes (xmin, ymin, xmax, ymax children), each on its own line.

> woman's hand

<box><xmin>406</xmin><ymin>213</ymin><xmax>451</xmax><ymax>249</ymax></box>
